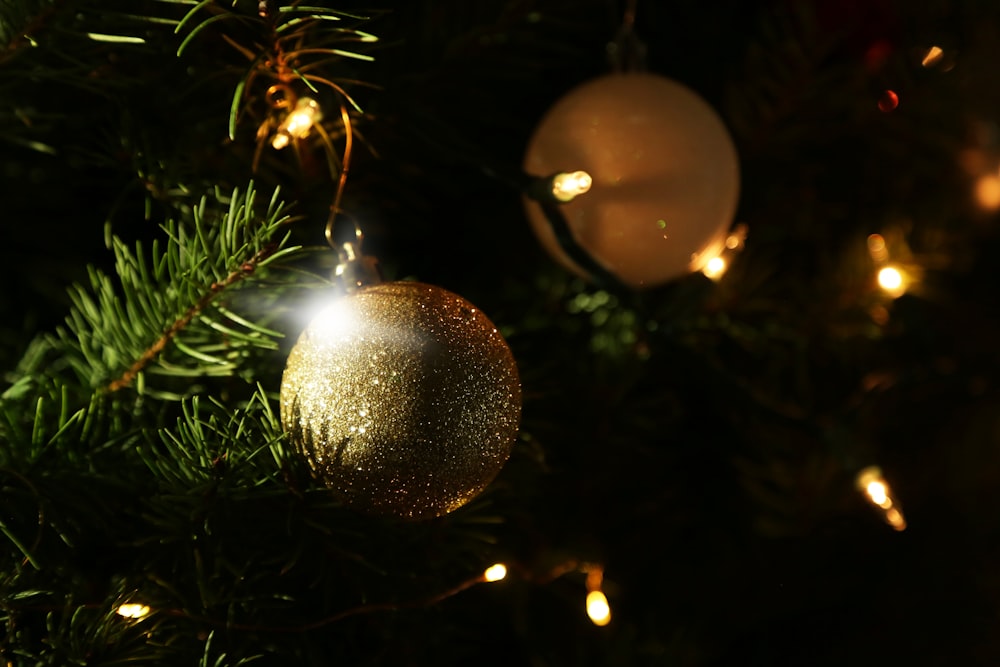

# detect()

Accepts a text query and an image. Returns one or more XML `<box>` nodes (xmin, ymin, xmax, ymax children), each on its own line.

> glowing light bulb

<box><xmin>866</xmin><ymin>480</ymin><xmax>890</xmax><ymax>508</ymax></box>
<box><xmin>551</xmin><ymin>171</ymin><xmax>592</xmax><ymax>202</ymax></box>
<box><xmin>856</xmin><ymin>466</ymin><xmax>907</xmax><ymax>531</ymax></box>
<box><xmin>586</xmin><ymin>590</ymin><xmax>611</xmax><ymax>626</ymax></box>
<box><xmin>272</xmin><ymin>97</ymin><xmax>323</xmax><ymax>149</ymax></box>
<box><xmin>483</xmin><ymin>563</ymin><xmax>507</xmax><ymax>582</ymax></box>
<box><xmin>877</xmin><ymin>266</ymin><xmax>906</xmax><ymax>297</ymax></box>
<box><xmin>116</xmin><ymin>602</ymin><xmax>151</xmax><ymax>619</ymax></box>
<box><xmin>921</xmin><ymin>46</ymin><xmax>944</xmax><ymax>68</ymax></box>
<box><xmin>702</xmin><ymin>256</ymin><xmax>727</xmax><ymax>280</ymax></box>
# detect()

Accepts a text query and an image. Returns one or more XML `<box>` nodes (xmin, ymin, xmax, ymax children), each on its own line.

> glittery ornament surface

<box><xmin>280</xmin><ymin>282</ymin><xmax>521</xmax><ymax>520</ymax></box>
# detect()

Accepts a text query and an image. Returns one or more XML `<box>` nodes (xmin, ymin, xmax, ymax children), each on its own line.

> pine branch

<box><xmin>174</xmin><ymin>0</ymin><xmax>379</xmax><ymax>143</ymax></box>
<box><xmin>17</xmin><ymin>184</ymin><xmax>301</xmax><ymax>399</ymax></box>
<box><xmin>0</xmin><ymin>0</ymin><xmax>62</xmax><ymax>65</ymax></box>
<box><xmin>138</xmin><ymin>385</ymin><xmax>287</xmax><ymax>493</ymax></box>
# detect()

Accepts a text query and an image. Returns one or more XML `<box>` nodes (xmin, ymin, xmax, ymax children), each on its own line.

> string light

<box><xmin>586</xmin><ymin>591</ymin><xmax>612</xmax><ymax>626</ymax></box>
<box><xmin>856</xmin><ymin>466</ymin><xmax>907</xmax><ymax>531</ymax></box>
<box><xmin>701</xmin><ymin>223</ymin><xmax>748</xmax><ymax>281</ymax></box>
<box><xmin>272</xmin><ymin>97</ymin><xmax>323</xmax><ymax>149</ymax></box>
<box><xmin>551</xmin><ymin>170</ymin><xmax>592</xmax><ymax>202</ymax></box>
<box><xmin>867</xmin><ymin>232</ymin><xmax>914</xmax><ymax>299</ymax></box>
<box><xmin>921</xmin><ymin>46</ymin><xmax>944</xmax><ymax>68</ymax></box>
<box><xmin>116</xmin><ymin>602</ymin><xmax>151</xmax><ymax>619</ymax></box>
<box><xmin>583</xmin><ymin>565</ymin><xmax>611</xmax><ymax>626</ymax></box>
<box><xmin>702</xmin><ymin>256</ymin><xmax>727</xmax><ymax>279</ymax></box>
<box><xmin>483</xmin><ymin>563</ymin><xmax>507</xmax><ymax>582</ymax></box>
<box><xmin>877</xmin><ymin>265</ymin><xmax>907</xmax><ymax>297</ymax></box>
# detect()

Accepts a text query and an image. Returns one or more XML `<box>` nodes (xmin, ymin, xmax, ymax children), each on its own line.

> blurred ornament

<box><xmin>812</xmin><ymin>0</ymin><xmax>899</xmax><ymax>70</ymax></box>
<box><xmin>280</xmin><ymin>280</ymin><xmax>521</xmax><ymax>520</ymax></box>
<box><xmin>877</xmin><ymin>89</ymin><xmax>899</xmax><ymax>113</ymax></box>
<box><xmin>523</xmin><ymin>72</ymin><xmax>740</xmax><ymax>289</ymax></box>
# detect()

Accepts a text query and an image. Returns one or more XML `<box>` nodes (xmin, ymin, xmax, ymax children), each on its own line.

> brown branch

<box><xmin>158</xmin><ymin>559</ymin><xmax>602</xmax><ymax>634</ymax></box>
<box><xmin>105</xmin><ymin>243</ymin><xmax>277</xmax><ymax>393</ymax></box>
<box><xmin>151</xmin><ymin>569</ymin><xmax>491</xmax><ymax>635</ymax></box>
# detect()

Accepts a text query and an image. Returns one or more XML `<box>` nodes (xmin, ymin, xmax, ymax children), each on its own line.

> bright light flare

<box><xmin>701</xmin><ymin>224</ymin><xmax>747</xmax><ymax>281</ymax></box>
<box><xmin>116</xmin><ymin>603</ymin><xmax>151</xmax><ymax>619</ymax></box>
<box><xmin>483</xmin><ymin>563</ymin><xmax>507</xmax><ymax>582</ymax></box>
<box><xmin>702</xmin><ymin>256</ymin><xmax>727</xmax><ymax>280</ymax></box>
<box><xmin>586</xmin><ymin>590</ymin><xmax>611</xmax><ymax>626</ymax></box>
<box><xmin>272</xmin><ymin>97</ymin><xmax>323</xmax><ymax>149</ymax></box>
<box><xmin>866</xmin><ymin>481</ymin><xmax>890</xmax><ymax>508</ymax></box>
<box><xmin>551</xmin><ymin>171</ymin><xmax>592</xmax><ymax>202</ymax></box>
<box><xmin>877</xmin><ymin>266</ymin><xmax>906</xmax><ymax>297</ymax></box>
<box><xmin>856</xmin><ymin>466</ymin><xmax>907</xmax><ymax>531</ymax></box>
<box><xmin>308</xmin><ymin>299</ymin><xmax>361</xmax><ymax>342</ymax></box>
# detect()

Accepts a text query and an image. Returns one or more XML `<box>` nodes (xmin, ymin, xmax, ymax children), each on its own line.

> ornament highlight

<box><xmin>280</xmin><ymin>281</ymin><xmax>521</xmax><ymax>520</ymax></box>
<box><xmin>523</xmin><ymin>72</ymin><xmax>740</xmax><ymax>289</ymax></box>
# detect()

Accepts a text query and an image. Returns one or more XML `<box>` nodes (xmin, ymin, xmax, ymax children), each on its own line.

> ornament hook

<box><xmin>328</xmin><ymin>212</ymin><xmax>381</xmax><ymax>292</ymax></box>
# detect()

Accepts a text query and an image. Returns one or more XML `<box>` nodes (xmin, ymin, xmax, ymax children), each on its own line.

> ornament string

<box><xmin>325</xmin><ymin>103</ymin><xmax>355</xmax><ymax>250</ymax></box>
<box><xmin>523</xmin><ymin>176</ymin><xmax>627</xmax><ymax>292</ymax></box>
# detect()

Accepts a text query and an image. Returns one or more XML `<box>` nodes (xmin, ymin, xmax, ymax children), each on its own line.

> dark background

<box><xmin>3</xmin><ymin>0</ymin><xmax>1000</xmax><ymax>664</ymax></box>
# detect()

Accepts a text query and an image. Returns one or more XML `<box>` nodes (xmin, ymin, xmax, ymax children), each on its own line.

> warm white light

<box><xmin>272</xmin><ymin>133</ymin><xmax>290</xmax><ymax>150</ymax></box>
<box><xmin>483</xmin><ymin>563</ymin><xmax>507</xmax><ymax>582</ymax></box>
<box><xmin>586</xmin><ymin>590</ymin><xmax>611</xmax><ymax>626</ymax></box>
<box><xmin>272</xmin><ymin>97</ymin><xmax>323</xmax><ymax>149</ymax></box>
<box><xmin>117</xmin><ymin>603</ymin><xmax>151</xmax><ymax>619</ymax></box>
<box><xmin>921</xmin><ymin>46</ymin><xmax>944</xmax><ymax>68</ymax></box>
<box><xmin>866</xmin><ymin>481</ymin><xmax>889</xmax><ymax>508</ymax></box>
<box><xmin>877</xmin><ymin>266</ymin><xmax>905</xmax><ymax>296</ymax></box>
<box><xmin>856</xmin><ymin>466</ymin><xmax>907</xmax><ymax>532</ymax></box>
<box><xmin>702</xmin><ymin>256</ymin><xmax>727</xmax><ymax>280</ymax></box>
<box><xmin>309</xmin><ymin>299</ymin><xmax>361</xmax><ymax>342</ymax></box>
<box><xmin>551</xmin><ymin>171</ymin><xmax>592</xmax><ymax>202</ymax></box>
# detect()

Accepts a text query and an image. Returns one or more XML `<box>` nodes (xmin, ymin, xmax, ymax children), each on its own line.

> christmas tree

<box><xmin>3</xmin><ymin>0</ymin><xmax>999</xmax><ymax>664</ymax></box>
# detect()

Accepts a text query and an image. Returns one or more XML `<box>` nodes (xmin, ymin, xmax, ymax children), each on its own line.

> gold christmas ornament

<box><xmin>523</xmin><ymin>72</ymin><xmax>741</xmax><ymax>289</ymax></box>
<box><xmin>280</xmin><ymin>281</ymin><xmax>521</xmax><ymax>520</ymax></box>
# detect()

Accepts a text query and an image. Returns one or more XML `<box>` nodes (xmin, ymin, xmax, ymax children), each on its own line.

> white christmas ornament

<box><xmin>523</xmin><ymin>72</ymin><xmax>741</xmax><ymax>289</ymax></box>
